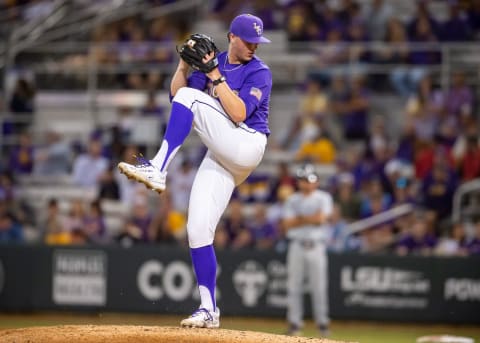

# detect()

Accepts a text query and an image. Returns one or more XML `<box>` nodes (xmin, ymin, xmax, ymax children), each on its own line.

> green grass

<box><xmin>1</xmin><ymin>312</ymin><xmax>479</xmax><ymax>343</ymax></box>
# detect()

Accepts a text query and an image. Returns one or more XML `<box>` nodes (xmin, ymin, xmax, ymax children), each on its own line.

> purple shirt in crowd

<box><xmin>441</xmin><ymin>17</ymin><xmax>472</xmax><ymax>41</ymax></box>
<box><xmin>396</xmin><ymin>234</ymin><xmax>437</xmax><ymax>253</ymax></box>
<box><xmin>444</xmin><ymin>86</ymin><xmax>473</xmax><ymax>117</ymax></box>
<box><xmin>187</xmin><ymin>51</ymin><xmax>272</xmax><ymax>135</ymax></box>
<box><xmin>466</xmin><ymin>238</ymin><xmax>480</xmax><ymax>255</ymax></box>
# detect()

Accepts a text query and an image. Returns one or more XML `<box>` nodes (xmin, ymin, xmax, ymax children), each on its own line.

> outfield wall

<box><xmin>0</xmin><ymin>244</ymin><xmax>479</xmax><ymax>323</ymax></box>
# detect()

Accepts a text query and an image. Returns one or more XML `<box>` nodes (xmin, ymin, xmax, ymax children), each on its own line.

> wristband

<box><xmin>212</xmin><ymin>75</ymin><xmax>226</xmax><ymax>86</ymax></box>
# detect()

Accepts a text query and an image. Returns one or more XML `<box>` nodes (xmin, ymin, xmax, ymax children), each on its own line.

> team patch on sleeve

<box><xmin>249</xmin><ymin>87</ymin><xmax>262</xmax><ymax>101</ymax></box>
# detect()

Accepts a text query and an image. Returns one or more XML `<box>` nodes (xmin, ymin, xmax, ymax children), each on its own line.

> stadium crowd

<box><xmin>0</xmin><ymin>0</ymin><xmax>479</xmax><ymax>257</ymax></box>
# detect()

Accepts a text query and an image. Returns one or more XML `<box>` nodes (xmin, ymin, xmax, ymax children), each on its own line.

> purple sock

<box><xmin>151</xmin><ymin>101</ymin><xmax>193</xmax><ymax>172</ymax></box>
<box><xmin>190</xmin><ymin>245</ymin><xmax>217</xmax><ymax>311</ymax></box>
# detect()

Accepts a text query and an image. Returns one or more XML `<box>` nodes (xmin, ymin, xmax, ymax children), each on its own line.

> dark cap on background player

<box><xmin>295</xmin><ymin>164</ymin><xmax>319</xmax><ymax>184</ymax></box>
<box><xmin>229</xmin><ymin>14</ymin><xmax>271</xmax><ymax>44</ymax></box>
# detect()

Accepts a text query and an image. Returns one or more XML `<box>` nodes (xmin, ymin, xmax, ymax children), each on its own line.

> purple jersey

<box><xmin>187</xmin><ymin>51</ymin><xmax>272</xmax><ymax>135</ymax></box>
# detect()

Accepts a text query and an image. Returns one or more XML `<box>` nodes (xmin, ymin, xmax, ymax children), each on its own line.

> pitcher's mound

<box><xmin>0</xmin><ymin>325</ymin><xmax>354</xmax><ymax>343</ymax></box>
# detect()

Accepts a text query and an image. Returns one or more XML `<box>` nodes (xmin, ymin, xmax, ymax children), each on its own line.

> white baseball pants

<box><xmin>173</xmin><ymin>87</ymin><xmax>267</xmax><ymax>248</ymax></box>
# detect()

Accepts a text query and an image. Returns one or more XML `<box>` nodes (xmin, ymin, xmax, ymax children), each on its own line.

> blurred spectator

<box><xmin>336</xmin><ymin>0</ymin><xmax>359</xmax><ymax>26</ymax></box>
<box><xmin>215</xmin><ymin>199</ymin><xmax>252</xmax><ymax>250</ymax></box>
<box><xmin>317</xmin><ymin>3</ymin><xmax>345</xmax><ymax>40</ymax></box>
<box><xmin>333</xmin><ymin>172</ymin><xmax>361</xmax><ymax>221</ymax></box>
<box><xmin>71</xmin><ymin>138</ymin><xmax>109</xmax><ymax>187</ymax></box>
<box><xmin>442</xmin><ymin>71</ymin><xmax>474</xmax><ymax>125</ymax></box>
<box><xmin>0</xmin><ymin>172</ymin><xmax>15</xmax><ymax>205</ymax></box>
<box><xmin>384</xmin><ymin>158</ymin><xmax>414</xmax><ymax>195</ymax></box>
<box><xmin>8</xmin><ymin>131</ymin><xmax>34</xmax><ymax>175</ymax></box>
<box><xmin>62</xmin><ymin>199</ymin><xmax>86</xmax><ymax>233</ymax></box>
<box><xmin>359</xmin><ymin>223</ymin><xmax>395</xmax><ymax>254</ymax></box>
<box><xmin>391</xmin><ymin>176</ymin><xmax>416</xmax><ymax>207</ymax></box>
<box><xmin>454</xmin><ymin>133</ymin><xmax>480</xmax><ymax>181</ymax></box>
<box><xmin>116</xmin><ymin>105</ymin><xmax>136</xmax><ymax>142</ymax></box>
<box><xmin>404</xmin><ymin>75</ymin><xmax>443</xmax><ymax>143</ymax></box>
<box><xmin>98</xmin><ymin>165</ymin><xmax>121</xmax><ymax>200</ymax></box>
<box><xmin>42</xmin><ymin>198</ymin><xmax>70</xmax><ymax>245</ymax></box>
<box><xmin>248</xmin><ymin>203</ymin><xmax>278</xmax><ymax>250</ymax></box>
<box><xmin>141</xmin><ymin>91</ymin><xmax>166</xmax><ymax>130</ymax></box>
<box><xmin>115</xmin><ymin>145</ymin><xmax>144</xmax><ymax>206</ymax></box>
<box><xmin>420</xmin><ymin>150</ymin><xmax>458</xmax><ymax>222</ymax></box>
<box><xmin>360</xmin><ymin>178</ymin><xmax>392</xmax><ymax>218</ymax></box>
<box><xmin>269</xmin><ymin>162</ymin><xmax>297</xmax><ymax>199</ymax></box>
<box><xmin>0</xmin><ymin>212</ymin><xmax>23</xmax><ymax>243</ymax></box>
<box><xmin>252</xmin><ymin>0</ymin><xmax>278</xmax><ymax>30</ymax></box>
<box><xmin>147</xmin><ymin>18</ymin><xmax>175</xmax><ymax>87</ymax></box>
<box><xmin>120</xmin><ymin>197</ymin><xmax>153</xmax><ymax>244</ymax></box>
<box><xmin>465</xmin><ymin>218</ymin><xmax>480</xmax><ymax>255</ymax></box>
<box><xmin>375</xmin><ymin>17</ymin><xmax>410</xmax><ymax>91</ymax></box>
<box><xmin>329</xmin><ymin>145</ymin><xmax>365</xmax><ymax>191</ymax></box>
<box><xmin>295</xmin><ymin>132</ymin><xmax>336</xmax><ymax>164</ymax></box>
<box><xmin>267</xmin><ymin>183</ymin><xmax>295</xmax><ymax>242</ymax></box>
<box><xmin>434</xmin><ymin>221</ymin><xmax>468</xmax><ymax>256</ymax></box>
<box><xmin>282</xmin><ymin>79</ymin><xmax>329</xmax><ymax>151</ymax></box>
<box><xmin>407</xmin><ymin>0</ymin><xmax>440</xmax><ymax>39</ymax></box>
<box><xmin>328</xmin><ymin>204</ymin><xmax>353</xmax><ymax>252</ymax></box>
<box><xmin>345</xmin><ymin>18</ymin><xmax>370</xmax><ymax>64</ymax></box>
<box><xmin>149</xmin><ymin>191</ymin><xmax>187</xmax><ymax>245</ymax></box>
<box><xmin>284</xmin><ymin>2</ymin><xmax>314</xmax><ymax>41</ymax></box>
<box><xmin>92</xmin><ymin>26</ymin><xmax>120</xmax><ymax>65</ymax></box>
<box><xmin>391</xmin><ymin>14</ymin><xmax>439</xmax><ymax>97</ymax></box>
<box><xmin>169</xmin><ymin>158</ymin><xmax>197</xmax><ymax>214</ymax></box>
<box><xmin>409</xmin><ymin>14</ymin><xmax>440</xmax><ymax>60</ymax></box>
<box><xmin>335</xmin><ymin>75</ymin><xmax>370</xmax><ymax>141</ymax></box>
<box><xmin>395</xmin><ymin>120</ymin><xmax>417</xmax><ymax>163</ymax></box>
<box><xmin>314</xmin><ymin>27</ymin><xmax>349</xmax><ymax>69</ymax></box>
<box><xmin>378</xmin><ymin>17</ymin><xmax>409</xmax><ymax>61</ymax></box>
<box><xmin>365</xmin><ymin>115</ymin><xmax>389</xmax><ymax>160</ymax></box>
<box><xmin>83</xmin><ymin>199</ymin><xmax>108</xmax><ymax>244</ymax></box>
<box><xmin>441</xmin><ymin>1</ymin><xmax>472</xmax><ymax>42</ymax></box>
<box><xmin>8</xmin><ymin>78</ymin><xmax>35</xmax><ymax>134</ymax></box>
<box><xmin>362</xmin><ymin>0</ymin><xmax>394</xmax><ymax>41</ymax></box>
<box><xmin>467</xmin><ymin>0</ymin><xmax>480</xmax><ymax>35</ymax></box>
<box><xmin>22</xmin><ymin>0</ymin><xmax>54</xmax><ymax>21</ymax></box>
<box><xmin>452</xmin><ymin>120</ymin><xmax>480</xmax><ymax>181</ymax></box>
<box><xmin>235</xmin><ymin>174</ymin><xmax>273</xmax><ymax>204</ymax></box>
<box><xmin>414</xmin><ymin>135</ymin><xmax>454</xmax><ymax>180</ymax></box>
<box><xmin>33</xmin><ymin>130</ymin><xmax>71</xmax><ymax>176</ymax></box>
<box><xmin>396</xmin><ymin>211</ymin><xmax>437</xmax><ymax>256</ymax></box>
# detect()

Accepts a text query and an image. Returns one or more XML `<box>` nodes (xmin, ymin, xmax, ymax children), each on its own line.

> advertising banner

<box><xmin>328</xmin><ymin>253</ymin><xmax>480</xmax><ymax>323</ymax></box>
<box><xmin>0</xmin><ymin>244</ymin><xmax>479</xmax><ymax>323</ymax></box>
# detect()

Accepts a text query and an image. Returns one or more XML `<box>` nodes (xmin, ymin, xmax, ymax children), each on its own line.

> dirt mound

<box><xmin>0</xmin><ymin>325</ymin><xmax>355</xmax><ymax>343</ymax></box>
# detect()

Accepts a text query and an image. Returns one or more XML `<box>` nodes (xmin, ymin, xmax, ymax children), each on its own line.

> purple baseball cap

<box><xmin>229</xmin><ymin>14</ymin><xmax>271</xmax><ymax>44</ymax></box>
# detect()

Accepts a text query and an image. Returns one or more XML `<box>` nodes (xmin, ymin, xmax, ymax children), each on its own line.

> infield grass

<box><xmin>0</xmin><ymin>312</ymin><xmax>479</xmax><ymax>343</ymax></box>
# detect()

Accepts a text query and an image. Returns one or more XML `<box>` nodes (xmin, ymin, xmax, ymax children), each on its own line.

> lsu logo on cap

<box><xmin>253</xmin><ymin>22</ymin><xmax>262</xmax><ymax>36</ymax></box>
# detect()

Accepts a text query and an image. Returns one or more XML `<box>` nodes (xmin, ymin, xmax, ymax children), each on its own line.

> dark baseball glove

<box><xmin>177</xmin><ymin>33</ymin><xmax>219</xmax><ymax>73</ymax></box>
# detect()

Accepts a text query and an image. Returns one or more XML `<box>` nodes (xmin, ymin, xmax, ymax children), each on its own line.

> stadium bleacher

<box><xmin>0</xmin><ymin>0</ymin><xmax>479</xmax><ymax>256</ymax></box>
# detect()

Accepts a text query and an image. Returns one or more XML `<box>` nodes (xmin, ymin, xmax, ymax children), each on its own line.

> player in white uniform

<box><xmin>282</xmin><ymin>164</ymin><xmax>333</xmax><ymax>337</ymax></box>
<box><xmin>117</xmin><ymin>14</ymin><xmax>272</xmax><ymax>328</ymax></box>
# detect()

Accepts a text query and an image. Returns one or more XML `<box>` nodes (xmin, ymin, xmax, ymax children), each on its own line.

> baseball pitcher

<box><xmin>118</xmin><ymin>14</ymin><xmax>272</xmax><ymax>328</ymax></box>
<box><xmin>282</xmin><ymin>164</ymin><xmax>333</xmax><ymax>336</ymax></box>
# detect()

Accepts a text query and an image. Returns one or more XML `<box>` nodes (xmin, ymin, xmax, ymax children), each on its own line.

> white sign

<box><xmin>233</xmin><ymin>260</ymin><xmax>268</xmax><ymax>307</ymax></box>
<box><xmin>444</xmin><ymin>278</ymin><xmax>480</xmax><ymax>301</ymax></box>
<box><xmin>52</xmin><ymin>250</ymin><xmax>107</xmax><ymax>306</ymax></box>
<box><xmin>341</xmin><ymin>266</ymin><xmax>430</xmax><ymax>309</ymax></box>
<box><xmin>137</xmin><ymin>260</ymin><xmax>193</xmax><ymax>301</ymax></box>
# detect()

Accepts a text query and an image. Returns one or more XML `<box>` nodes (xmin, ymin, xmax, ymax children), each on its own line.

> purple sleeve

<box><xmin>238</xmin><ymin>69</ymin><xmax>272</xmax><ymax>118</ymax></box>
<box><xmin>187</xmin><ymin>71</ymin><xmax>208</xmax><ymax>91</ymax></box>
<box><xmin>169</xmin><ymin>71</ymin><xmax>208</xmax><ymax>102</ymax></box>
